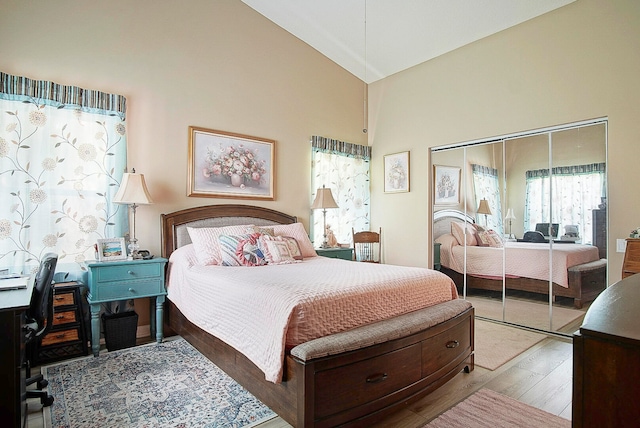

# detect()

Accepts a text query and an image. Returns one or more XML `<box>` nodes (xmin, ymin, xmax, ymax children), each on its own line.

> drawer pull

<box><xmin>128</xmin><ymin>288</ymin><xmax>135</xmax><ymax>292</ymax></box>
<box><xmin>55</xmin><ymin>334</ymin><xmax>65</xmax><ymax>339</ymax></box>
<box><xmin>55</xmin><ymin>315</ymin><xmax>65</xmax><ymax>319</ymax></box>
<box><xmin>55</xmin><ymin>296</ymin><xmax>64</xmax><ymax>301</ymax></box>
<box><xmin>366</xmin><ymin>372</ymin><xmax>388</xmax><ymax>384</ymax></box>
<box><xmin>446</xmin><ymin>340</ymin><xmax>459</xmax><ymax>349</ymax></box>
<box><xmin>128</xmin><ymin>270</ymin><xmax>134</xmax><ymax>275</ymax></box>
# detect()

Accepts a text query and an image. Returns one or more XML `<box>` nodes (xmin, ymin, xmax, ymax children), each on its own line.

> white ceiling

<box><xmin>242</xmin><ymin>0</ymin><xmax>575</xmax><ymax>83</ymax></box>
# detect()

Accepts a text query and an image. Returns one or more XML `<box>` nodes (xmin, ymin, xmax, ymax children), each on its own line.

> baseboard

<box><xmin>137</xmin><ymin>324</ymin><xmax>150</xmax><ymax>338</ymax></box>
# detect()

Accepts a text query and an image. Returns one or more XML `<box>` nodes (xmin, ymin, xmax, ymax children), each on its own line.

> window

<box><xmin>0</xmin><ymin>72</ymin><xmax>127</xmax><ymax>275</ymax></box>
<box><xmin>524</xmin><ymin>163</ymin><xmax>605</xmax><ymax>244</ymax></box>
<box><xmin>472</xmin><ymin>163</ymin><xmax>503</xmax><ymax>234</ymax></box>
<box><xmin>310</xmin><ymin>136</ymin><xmax>370</xmax><ymax>246</ymax></box>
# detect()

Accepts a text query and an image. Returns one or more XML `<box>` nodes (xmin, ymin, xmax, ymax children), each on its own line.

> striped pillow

<box><xmin>218</xmin><ymin>233</ymin><xmax>268</xmax><ymax>267</ymax></box>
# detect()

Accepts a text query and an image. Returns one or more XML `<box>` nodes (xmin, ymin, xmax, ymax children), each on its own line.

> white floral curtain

<box><xmin>472</xmin><ymin>164</ymin><xmax>503</xmax><ymax>234</ymax></box>
<box><xmin>311</xmin><ymin>136</ymin><xmax>371</xmax><ymax>246</ymax></box>
<box><xmin>524</xmin><ymin>163</ymin><xmax>605</xmax><ymax>244</ymax></box>
<box><xmin>0</xmin><ymin>72</ymin><xmax>127</xmax><ymax>276</ymax></box>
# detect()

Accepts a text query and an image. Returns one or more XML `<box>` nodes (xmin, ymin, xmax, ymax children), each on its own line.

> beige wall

<box><xmin>3</xmin><ymin>0</ymin><xmax>639</xmax><ymax>286</ymax></box>
<box><xmin>369</xmin><ymin>0</ymin><xmax>640</xmax><ymax>281</ymax></box>
<box><xmin>1</xmin><ymin>0</ymin><xmax>366</xmax><ymax>326</ymax></box>
<box><xmin>0</xmin><ymin>0</ymin><xmax>366</xmax><ymax>255</ymax></box>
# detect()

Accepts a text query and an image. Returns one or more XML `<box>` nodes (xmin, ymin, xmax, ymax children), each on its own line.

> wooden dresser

<box><xmin>591</xmin><ymin>208</ymin><xmax>607</xmax><ymax>259</ymax></box>
<box><xmin>35</xmin><ymin>281</ymin><xmax>88</xmax><ymax>364</ymax></box>
<box><xmin>573</xmin><ymin>274</ymin><xmax>640</xmax><ymax>427</ymax></box>
<box><xmin>622</xmin><ymin>238</ymin><xmax>640</xmax><ymax>279</ymax></box>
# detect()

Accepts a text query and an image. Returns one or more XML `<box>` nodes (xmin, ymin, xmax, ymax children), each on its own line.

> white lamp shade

<box><xmin>311</xmin><ymin>186</ymin><xmax>338</xmax><ymax>209</ymax></box>
<box><xmin>113</xmin><ymin>172</ymin><xmax>153</xmax><ymax>205</ymax></box>
<box><xmin>505</xmin><ymin>208</ymin><xmax>516</xmax><ymax>220</ymax></box>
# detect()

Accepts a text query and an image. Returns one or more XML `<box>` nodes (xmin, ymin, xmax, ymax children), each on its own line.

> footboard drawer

<box><xmin>421</xmin><ymin>315</ymin><xmax>472</xmax><ymax>376</ymax></box>
<box><xmin>314</xmin><ymin>343</ymin><xmax>422</xmax><ymax>418</ymax></box>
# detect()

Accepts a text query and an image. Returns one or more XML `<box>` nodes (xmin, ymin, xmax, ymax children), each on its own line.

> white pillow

<box><xmin>451</xmin><ymin>221</ymin><xmax>478</xmax><ymax>246</ymax></box>
<box><xmin>271</xmin><ymin>223</ymin><xmax>317</xmax><ymax>257</ymax></box>
<box><xmin>187</xmin><ymin>224</ymin><xmax>254</xmax><ymax>265</ymax></box>
<box><xmin>261</xmin><ymin>236</ymin><xmax>300</xmax><ymax>265</ymax></box>
<box><xmin>260</xmin><ymin>235</ymin><xmax>303</xmax><ymax>260</ymax></box>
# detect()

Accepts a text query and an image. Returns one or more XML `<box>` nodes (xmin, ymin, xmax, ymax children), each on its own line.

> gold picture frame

<box><xmin>188</xmin><ymin>126</ymin><xmax>276</xmax><ymax>200</ymax></box>
<box><xmin>384</xmin><ymin>151</ymin><xmax>410</xmax><ymax>193</ymax></box>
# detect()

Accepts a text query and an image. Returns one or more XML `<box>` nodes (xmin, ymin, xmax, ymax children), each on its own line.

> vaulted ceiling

<box><xmin>242</xmin><ymin>0</ymin><xmax>575</xmax><ymax>83</ymax></box>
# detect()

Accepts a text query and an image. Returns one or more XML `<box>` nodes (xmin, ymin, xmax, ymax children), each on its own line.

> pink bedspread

<box><xmin>166</xmin><ymin>244</ymin><xmax>457</xmax><ymax>383</ymax></box>
<box><xmin>436</xmin><ymin>233</ymin><xmax>599</xmax><ymax>287</ymax></box>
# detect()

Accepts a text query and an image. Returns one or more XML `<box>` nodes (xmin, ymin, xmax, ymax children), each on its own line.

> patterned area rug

<box><xmin>43</xmin><ymin>338</ymin><xmax>276</xmax><ymax>427</ymax></box>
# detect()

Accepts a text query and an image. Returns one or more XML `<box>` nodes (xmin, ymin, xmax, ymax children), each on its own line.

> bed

<box><xmin>161</xmin><ymin>204</ymin><xmax>474</xmax><ymax>427</ymax></box>
<box><xmin>434</xmin><ymin>209</ymin><xmax>607</xmax><ymax>309</ymax></box>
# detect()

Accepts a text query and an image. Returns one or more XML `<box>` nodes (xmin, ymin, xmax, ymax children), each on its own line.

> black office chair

<box><xmin>24</xmin><ymin>253</ymin><xmax>57</xmax><ymax>407</ymax></box>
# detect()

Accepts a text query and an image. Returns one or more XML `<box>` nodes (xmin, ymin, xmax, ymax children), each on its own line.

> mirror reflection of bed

<box><xmin>430</xmin><ymin>120</ymin><xmax>607</xmax><ymax>334</ymax></box>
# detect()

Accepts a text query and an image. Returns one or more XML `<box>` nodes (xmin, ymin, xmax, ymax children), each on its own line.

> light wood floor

<box><xmin>27</xmin><ymin>328</ymin><xmax>573</xmax><ymax>428</ymax></box>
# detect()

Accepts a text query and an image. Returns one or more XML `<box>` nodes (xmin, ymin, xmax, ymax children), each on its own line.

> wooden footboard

<box><xmin>166</xmin><ymin>300</ymin><xmax>474</xmax><ymax>427</ymax></box>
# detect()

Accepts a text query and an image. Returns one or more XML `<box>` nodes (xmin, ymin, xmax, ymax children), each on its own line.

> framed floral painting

<box><xmin>188</xmin><ymin>127</ymin><xmax>275</xmax><ymax>200</ymax></box>
<box><xmin>434</xmin><ymin>165</ymin><xmax>461</xmax><ymax>205</ymax></box>
<box><xmin>384</xmin><ymin>151</ymin><xmax>410</xmax><ymax>193</ymax></box>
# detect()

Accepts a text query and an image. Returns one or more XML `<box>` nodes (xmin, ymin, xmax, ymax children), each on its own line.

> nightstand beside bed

<box><xmin>86</xmin><ymin>257</ymin><xmax>167</xmax><ymax>356</ymax></box>
<box><xmin>316</xmin><ymin>247</ymin><xmax>353</xmax><ymax>260</ymax></box>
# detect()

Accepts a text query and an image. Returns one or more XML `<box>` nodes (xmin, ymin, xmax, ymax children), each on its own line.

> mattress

<box><xmin>166</xmin><ymin>244</ymin><xmax>458</xmax><ymax>383</ymax></box>
<box><xmin>436</xmin><ymin>233</ymin><xmax>600</xmax><ymax>287</ymax></box>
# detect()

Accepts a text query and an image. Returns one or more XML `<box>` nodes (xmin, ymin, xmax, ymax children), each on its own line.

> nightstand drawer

<box><xmin>93</xmin><ymin>263</ymin><xmax>163</xmax><ymax>283</ymax></box>
<box><xmin>92</xmin><ymin>279</ymin><xmax>164</xmax><ymax>301</ymax></box>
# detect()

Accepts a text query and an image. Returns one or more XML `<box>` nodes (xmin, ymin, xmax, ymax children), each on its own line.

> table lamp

<box><xmin>477</xmin><ymin>199</ymin><xmax>492</xmax><ymax>227</ymax></box>
<box><xmin>113</xmin><ymin>168</ymin><xmax>153</xmax><ymax>259</ymax></box>
<box><xmin>505</xmin><ymin>208</ymin><xmax>516</xmax><ymax>238</ymax></box>
<box><xmin>311</xmin><ymin>185</ymin><xmax>339</xmax><ymax>248</ymax></box>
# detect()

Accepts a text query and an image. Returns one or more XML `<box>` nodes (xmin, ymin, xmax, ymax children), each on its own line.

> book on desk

<box><xmin>0</xmin><ymin>275</ymin><xmax>30</xmax><ymax>291</ymax></box>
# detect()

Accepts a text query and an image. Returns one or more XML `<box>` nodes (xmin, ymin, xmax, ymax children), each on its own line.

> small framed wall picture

<box><xmin>97</xmin><ymin>238</ymin><xmax>127</xmax><ymax>262</ymax></box>
<box><xmin>433</xmin><ymin>165</ymin><xmax>461</xmax><ymax>205</ymax></box>
<box><xmin>384</xmin><ymin>151</ymin><xmax>410</xmax><ymax>193</ymax></box>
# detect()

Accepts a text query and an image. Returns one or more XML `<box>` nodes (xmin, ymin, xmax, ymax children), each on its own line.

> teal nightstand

<box><xmin>316</xmin><ymin>247</ymin><xmax>353</xmax><ymax>260</ymax></box>
<box><xmin>86</xmin><ymin>257</ymin><xmax>167</xmax><ymax>356</ymax></box>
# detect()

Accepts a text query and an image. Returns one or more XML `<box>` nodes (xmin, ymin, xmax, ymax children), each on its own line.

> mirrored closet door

<box><xmin>431</xmin><ymin>119</ymin><xmax>608</xmax><ymax>334</ymax></box>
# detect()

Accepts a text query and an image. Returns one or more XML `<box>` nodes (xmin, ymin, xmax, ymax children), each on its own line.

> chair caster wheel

<box><xmin>42</xmin><ymin>395</ymin><xmax>54</xmax><ymax>407</ymax></box>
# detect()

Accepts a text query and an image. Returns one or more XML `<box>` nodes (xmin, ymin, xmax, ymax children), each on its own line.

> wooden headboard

<box><xmin>161</xmin><ymin>204</ymin><xmax>297</xmax><ymax>258</ymax></box>
<box><xmin>433</xmin><ymin>209</ymin><xmax>475</xmax><ymax>240</ymax></box>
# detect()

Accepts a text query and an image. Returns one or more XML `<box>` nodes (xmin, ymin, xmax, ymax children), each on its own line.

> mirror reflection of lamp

<box><xmin>477</xmin><ymin>199</ymin><xmax>492</xmax><ymax>227</ymax></box>
<box><xmin>505</xmin><ymin>208</ymin><xmax>516</xmax><ymax>238</ymax></box>
<box><xmin>113</xmin><ymin>168</ymin><xmax>153</xmax><ymax>259</ymax></box>
<box><xmin>311</xmin><ymin>185</ymin><xmax>339</xmax><ymax>249</ymax></box>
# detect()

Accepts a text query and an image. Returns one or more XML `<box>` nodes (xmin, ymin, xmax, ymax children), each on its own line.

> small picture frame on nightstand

<box><xmin>97</xmin><ymin>238</ymin><xmax>127</xmax><ymax>262</ymax></box>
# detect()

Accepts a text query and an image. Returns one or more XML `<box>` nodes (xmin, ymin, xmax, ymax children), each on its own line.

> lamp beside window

<box><xmin>311</xmin><ymin>185</ymin><xmax>339</xmax><ymax>249</ymax></box>
<box><xmin>505</xmin><ymin>208</ymin><xmax>516</xmax><ymax>238</ymax></box>
<box><xmin>113</xmin><ymin>169</ymin><xmax>153</xmax><ymax>259</ymax></box>
<box><xmin>477</xmin><ymin>199</ymin><xmax>492</xmax><ymax>227</ymax></box>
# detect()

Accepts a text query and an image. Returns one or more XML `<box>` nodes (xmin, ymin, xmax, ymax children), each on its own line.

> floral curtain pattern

<box><xmin>471</xmin><ymin>164</ymin><xmax>503</xmax><ymax>234</ymax></box>
<box><xmin>0</xmin><ymin>72</ymin><xmax>127</xmax><ymax>275</ymax></box>
<box><xmin>524</xmin><ymin>163</ymin><xmax>605</xmax><ymax>244</ymax></box>
<box><xmin>310</xmin><ymin>136</ymin><xmax>371</xmax><ymax>246</ymax></box>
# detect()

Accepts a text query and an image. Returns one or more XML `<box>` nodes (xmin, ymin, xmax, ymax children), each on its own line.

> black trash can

<box><xmin>101</xmin><ymin>311</ymin><xmax>138</xmax><ymax>351</ymax></box>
